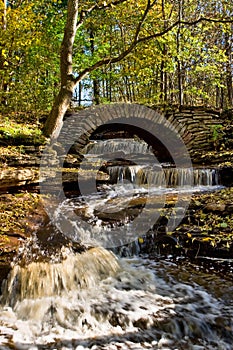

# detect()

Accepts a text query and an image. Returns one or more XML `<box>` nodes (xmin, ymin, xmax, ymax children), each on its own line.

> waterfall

<box><xmin>107</xmin><ymin>165</ymin><xmax>147</xmax><ymax>184</ymax></box>
<box><xmin>84</xmin><ymin>139</ymin><xmax>151</xmax><ymax>156</ymax></box>
<box><xmin>1</xmin><ymin>247</ymin><xmax>120</xmax><ymax>307</ymax></box>
<box><xmin>107</xmin><ymin>165</ymin><xmax>220</xmax><ymax>187</ymax></box>
<box><xmin>81</xmin><ymin>137</ymin><xmax>221</xmax><ymax>189</ymax></box>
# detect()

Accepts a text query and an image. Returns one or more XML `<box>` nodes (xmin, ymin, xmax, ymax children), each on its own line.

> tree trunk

<box><xmin>2</xmin><ymin>0</ymin><xmax>7</xmax><ymax>29</ymax></box>
<box><xmin>225</xmin><ymin>30</ymin><xmax>233</xmax><ymax>108</ymax></box>
<box><xmin>215</xmin><ymin>85</ymin><xmax>220</xmax><ymax>109</ymax></box>
<box><xmin>78</xmin><ymin>81</ymin><xmax>82</xmax><ymax>106</ymax></box>
<box><xmin>43</xmin><ymin>0</ymin><xmax>78</xmax><ymax>139</ymax></box>
<box><xmin>43</xmin><ymin>82</ymin><xmax>75</xmax><ymax>139</ymax></box>
<box><xmin>90</xmin><ymin>27</ymin><xmax>100</xmax><ymax>104</ymax></box>
<box><xmin>160</xmin><ymin>0</ymin><xmax>167</xmax><ymax>104</ymax></box>
<box><xmin>176</xmin><ymin>0</ymin><xmax>184</xmax><ymax>107</ymax></box>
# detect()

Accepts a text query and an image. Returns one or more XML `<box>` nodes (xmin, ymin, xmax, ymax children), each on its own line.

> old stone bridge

<box><xmin>1</xmin><ymin>103</ymin><xmax>231</xmax><ymax>190</ymax></box>
<box><xmin>62</xmin><ymin>103</ymin><xmax>221</xmax><ymax>162</ymax></box>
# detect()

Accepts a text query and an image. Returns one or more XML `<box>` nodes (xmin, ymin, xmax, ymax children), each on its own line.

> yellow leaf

<box><xmin>202</xmin><ymin>237</ymin><xmax>212</xmax><ymax>242</ymax></box>
<box><xmin>2</xmin><ymin>49</ymin><xmax>7</xmax><ymax>57</ymax></box>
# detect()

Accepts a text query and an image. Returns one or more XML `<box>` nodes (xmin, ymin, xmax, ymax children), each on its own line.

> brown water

<box><xmin>0</xmin><ymin>246</ymin><xmax>232</xmax><ymax>350</ymax></box>
<box><xmin>0</xmin><ymin>137</ymin><xmax>231</xmax><ymax>350</ymax></box>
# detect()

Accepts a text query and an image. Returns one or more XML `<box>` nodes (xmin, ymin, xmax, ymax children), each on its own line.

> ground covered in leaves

<box><xmin>0</xmin><ymin>192</ymin><xmax>47</xmax><ymax>254</ymax></box>
<box><xmin>139</xmin><ymin>187</ymin><xmax>233</xmax><ymax>261</ymax></box>
<box><xmin>174</xmin><ymin>187</ymin><xmax>233</xmax><ymax>257</ymax></box>
<box><xmin>0</xmin><ymin>191</ymin><xmax>49</xmax><ymax>282</ymax></box>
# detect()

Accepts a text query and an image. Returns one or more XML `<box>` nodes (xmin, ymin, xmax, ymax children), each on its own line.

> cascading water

<box><xmin>107</xmin><ymin>165</ymin><xmax>220</xmax><ymax>188</ymax></box>
<box><xmin>0</xmin><ymin>249</ymin><xmax>232</xmax><ymax>349</ymax></box>
<box><xmin>83</xmin><ymin>139</ymin><xmax>152</xmax><ymax>157</ymax></box>
<box><xmin>1</xmin><ymin>247</ymin><xmax>120</xmax><ymax>306</ymax></box>
<box><xmin>0</xmin><ymin>137</ymin><xmax>231</xmax><ymax>350</ymax></box>
<box><xmin>1</xmin><ymin>188</ymin><xmax>232</xmax><ymax>349</ymax></box>
<box><xmin>82</xmin><ymin>138</ymin><xmax>221</xmax><ymax>190</ymax></box>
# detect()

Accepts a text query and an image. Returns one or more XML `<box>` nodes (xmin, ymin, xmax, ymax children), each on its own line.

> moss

<box><xmin>0</xmin><ymin>114</ymin><xmax>46</xmax><ymax>146</ymax></box>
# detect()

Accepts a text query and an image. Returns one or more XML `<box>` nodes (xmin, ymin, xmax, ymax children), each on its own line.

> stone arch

<box><xmin>40</xmin><ymin>103</ymin><xmax>194</xmax><ymax>246</ymax></box>
<box><xmin>62</xmin><ymin>103</ymin><xmax>191</xmax><ymax>163</ymax></box>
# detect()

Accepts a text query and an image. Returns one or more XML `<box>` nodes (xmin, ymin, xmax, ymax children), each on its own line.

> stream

<box><xmin>0</xmin><ymin>248</ymin><xmax>232</xmax><ymax>350</ymax></box>
<box><xmin>0</xmin><ymin>138</ymin><xmax>232</xmax><ymax>350</ymax></box>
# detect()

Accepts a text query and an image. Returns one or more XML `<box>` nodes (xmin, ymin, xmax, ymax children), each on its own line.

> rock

<box><xmin>205</xmin><ymin>203</ymin><xmax>226</xmax><ymax>212</ymax></box>
<box><xmin>226</xmin><ymin>204</ymin><xmax>233</xmax><ymax>213</ymax></box>
<box><xmin>219</xmin><ymin>166</ymin><xmax>233</xmax><ymax>187</ymax></box>
<box><xmin>0</xmin><ymin>168</ymin><xmax>38</xmax><ymax>189</ymax></box>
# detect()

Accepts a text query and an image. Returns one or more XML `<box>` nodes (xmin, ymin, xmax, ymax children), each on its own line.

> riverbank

<box><xmin>139</xmin><ymin>187</ymin><xmax>233</xmax><ymax>260</ymax></box>
<box><xmin>1</xmin><ymin>186</ymin><xmax>233</xmax><ymax>284</ymax></box>
<box><xmin>0</xmin><ymin>106</ymin><xmax>232</xmax><ymax>284</ymax></box>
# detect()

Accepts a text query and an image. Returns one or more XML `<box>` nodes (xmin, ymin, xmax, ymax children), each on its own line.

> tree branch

<box><xmin>137</xmin><ymin>16</ymin><xmax>233</xmax><ymax>44</ymax></box>
<box><xmin>75</xmin><ymin>0</ymin><xmax>158</xmax><ymax>82</ymax></box>
<box><xmin>75</xmin><ymin>14</ymin><xmax>233</xmax><ymax>84</ymax></box>
<box><xmin>77</xmin><ymin>0</ymin><xmax>128</xmax><ymax>30</ymax></box>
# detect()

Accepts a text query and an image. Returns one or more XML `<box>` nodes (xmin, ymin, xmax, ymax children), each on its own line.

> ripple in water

<box><xmin>0</xmin><ymin>247</ymin><xmax>232</xmax><ymax>350</ymax></box>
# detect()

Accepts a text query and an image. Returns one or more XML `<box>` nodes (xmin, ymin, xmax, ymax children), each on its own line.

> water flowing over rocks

<box><xmin>1</xmin><ymin>247</ymin><xmax>120</xmax><ymax>306</ymax></box>
<box><xmin>0</xmin><ymin>253</ymin><xmax>232</xmax><ymax>350</ymax></box>
<box><xmin>106</xmin><ymin>164</ymin><xmax>220</xmax><ymax>187</ymax></box>
<box><xmin>0</xmin><ymin>104</ymin><xmax>232</xmax><ymax>349</ymax></box>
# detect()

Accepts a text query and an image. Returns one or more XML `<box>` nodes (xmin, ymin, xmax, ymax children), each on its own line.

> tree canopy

<box><xmin>1</xmin><ymin>0</ymin><xmax>233</xmax><ymax>137</ymax></box>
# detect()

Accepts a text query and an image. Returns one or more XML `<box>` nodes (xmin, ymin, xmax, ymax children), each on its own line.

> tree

<box><xmin>0</xmin><ymin>0</ymin><xmax>67</xmax><ymax>114</ymax></box>
<box><xmin>44</xmin><ymin>0</ymin><xmax>153</xmax><ymax>138</ymax></box>
<box><xmin>43</xmin><ymin>0</ymin><xmax>233</xmax><ymax>139</ymax></box>
<box><xmin>1</xmin><ymin>0</ymin><xmax>7</xmax><ymax>29</ymax></box>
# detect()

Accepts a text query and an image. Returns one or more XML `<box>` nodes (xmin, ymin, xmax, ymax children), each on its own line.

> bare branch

<box><xmin>75</xmin><ymin>0</ymin><xmax>158</xmax><ymax>82</ymax></box>
<box><xmin>181</xmin><ymin>16</ymin><xmax>233</xmax><ymax>25</ymax></box>
<box><xmin>75</xmin><ymin>14</ymin><xmax>233</xmax><ymax>84</ymax></box>
<box><xmin>77</xmin><ymin>0</ymin><xmax>128</xmax><ymax>30</ymax></box>
<box><xmin>134</xmin><ymin>0</ymin><xmax>155</xmax><ymax>42</ymax></box>
<box><xmin>137</xmin><ymin>16</ymin><xmax>233</xmax><ymax>44</ymax></box>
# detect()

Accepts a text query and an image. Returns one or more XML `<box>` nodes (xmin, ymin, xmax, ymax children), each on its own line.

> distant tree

<box><xmin>43</xmin><ymin>0</ymin><xmax>233</xmax><ymax>139</ymax></box>
<box><xmin>0</xmin><ymin>0</ymin><xmax>64</xmax><ymax>114</ymax></box>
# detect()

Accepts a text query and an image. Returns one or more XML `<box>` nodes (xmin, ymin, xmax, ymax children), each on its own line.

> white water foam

<box><xmin>0</xmin><ymin>252</ymin><xmax>232</xmax><ymax>350</ymax></box>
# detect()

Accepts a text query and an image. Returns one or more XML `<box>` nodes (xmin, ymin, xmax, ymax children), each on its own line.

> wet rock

<box><xmin>226</xmin><ymin>204</ymin><xmax>233</xmax><ymax>213</ymax></box>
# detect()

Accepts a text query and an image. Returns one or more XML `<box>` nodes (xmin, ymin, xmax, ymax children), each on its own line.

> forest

<box><xmin>0</xmin><ymin>2</ymin><xmax>233</xmax><ymax>349</ymax></box>
<box><xmin>1</xmin><ymin>0</ymin><xmax>233</xmax><ymax>127</ymax></box>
